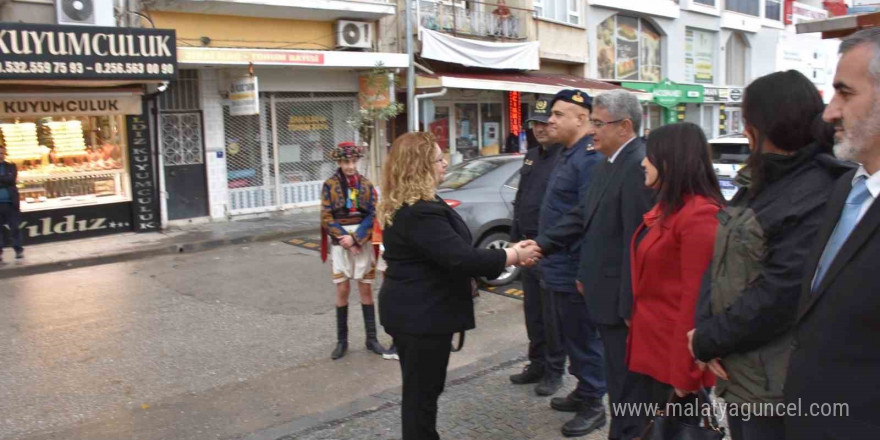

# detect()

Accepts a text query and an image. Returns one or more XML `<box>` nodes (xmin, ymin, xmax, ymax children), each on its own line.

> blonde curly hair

<box><xmin>377</xmin><ymin>132</ymin><xmax>440</xmax><ymax>227</ymax></box>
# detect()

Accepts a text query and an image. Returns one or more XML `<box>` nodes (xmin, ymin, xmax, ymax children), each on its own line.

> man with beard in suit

<box><xmin>785</xmin><ymin>28</ymin><xmax>880</xmax><ymax>439</ymax></box>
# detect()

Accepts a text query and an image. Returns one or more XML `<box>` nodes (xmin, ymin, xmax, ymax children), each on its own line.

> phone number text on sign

<box><xmin>0</xmin><ymin>61</ymin><xmax>175</xmax><ymax>76</ymax></box>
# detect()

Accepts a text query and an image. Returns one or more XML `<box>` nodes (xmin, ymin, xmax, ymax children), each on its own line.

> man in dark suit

<box><xmin>785</xmin><ymin>28</ymin><xmax>880</xmax><ymax>439</ymax></box>
<box><xmin>0</xmin><ymin>146</ymin><xmax>23</xmax><ymax>261</ymax></box>
<box><xmin>535</xmin><ymin>89</ymin><xmax>653</xmax><ymax>439</ymax></box>
<box><xmin>508</xmin><ymin>95</ymin><xmax>567</xmax><ymax>397</ymax></box>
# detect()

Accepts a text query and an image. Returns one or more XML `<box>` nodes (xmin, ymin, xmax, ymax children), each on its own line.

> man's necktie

<box><xmin>812</xmin><ymin>175</ymin><xmax>871</xmax><ymax>292</ymax></box>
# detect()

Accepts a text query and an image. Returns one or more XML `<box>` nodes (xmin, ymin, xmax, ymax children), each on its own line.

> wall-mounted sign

<box><xmin>623</xmin><ymin>79</ymin><xmax>704</xmax><ymax>108</ymax></box>
<box><xmin>684</xmin><ymin>28</ymin><xmax>715</xmax><ymax>84</ymax></box>
<box><xmin>508</xmin><ymin>91</ymin><xmax>521</xmax><ymax>136</ymax></box>
<box><xmin>179</xmin><ymin>48</ymin><xmax>324</xmax><ymax>66</ymax></box>
<box><xmin>229</xmin><ymin>76</ymin><xmax>259</xmax><ymax>116</ymax></box>
<box><xmin>0</xmin><ymin>95</ymin><xmax>142</xmax><ymax>117</ymax></box>
<box><xmin>358</xmin><ymin>75</ymin><xmax>391</xmax><ymax>110</ymax></box>
<box><xmin>785</xmin><ymin>1</ymin><xmax>829</xmax><ymax>25</ymax></box>
<box><xmin>729</xmin><ymin>88</ymin><xmax>743</xmax><ymax>102</ymax></box>
<box><xmin>704</xmin><ymin>87</ymin><xmax>720</xmax><ymax>102</ymax></box>
<box><xmin>17</xmin><ymin>202</ymin><xmax>133</xmax><ymax>245</ymax></box>
<box><xmin>127</xmin><ymin>101</ymin><xmax>160</xmax><ymax>232</ymax></box>
<box><xmin>0</xmin><ymin>23</ymin><xmax>176</xmax><ymax>81</ymax></box>
<box><xmin>288</xmin><ymin>115</ymin><xmax>329</xmax><ymax>131</ymax></box>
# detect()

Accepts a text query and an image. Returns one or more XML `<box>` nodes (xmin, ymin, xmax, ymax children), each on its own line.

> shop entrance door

<box><xmin>159</xmin><ymin>112</ymin><xmax>208</xmax><ymax>220</ymax></box>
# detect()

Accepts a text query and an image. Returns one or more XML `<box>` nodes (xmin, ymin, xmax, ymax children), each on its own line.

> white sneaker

<box><xmin>383</xmin><ymin>345</ymin><xmax>399</xmax><ymax>361</ymax></box>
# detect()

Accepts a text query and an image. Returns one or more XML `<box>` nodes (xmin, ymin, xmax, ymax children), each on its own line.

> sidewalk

<box><xmin>0</xmin><ymin>209</ymin><xmax>321</xmax><ymax>279</ymax></box>
<box><xmin>246</xmin><ymin>347</ymin><xmax>609</xmax><ymax>440</ymax></box>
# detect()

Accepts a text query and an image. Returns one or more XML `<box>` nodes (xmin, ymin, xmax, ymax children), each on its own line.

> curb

<box><xmin>243</xmin><ymin>346</ymin><xmax>528</xmax><ymax>440</ymax></box>
<box><xmin>0</xmin><ymin>226</ymin><xmax>320</xmax><ymax>279</ymax></box>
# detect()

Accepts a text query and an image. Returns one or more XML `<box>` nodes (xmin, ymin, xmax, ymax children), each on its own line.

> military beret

<box><xmin>551</xmin><ymin>89</ymin><xmax>593</xmax><ymax>112</ymax></box>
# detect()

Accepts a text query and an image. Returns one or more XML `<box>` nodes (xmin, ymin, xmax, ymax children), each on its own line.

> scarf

<box><xmin>337</xmin><ymin>168</ymin><xmax>361</xmax><ymax>214</ymax></box>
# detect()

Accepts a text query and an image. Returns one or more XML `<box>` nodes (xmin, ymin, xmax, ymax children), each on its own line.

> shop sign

<box><xmin>623</xmin><ymin>79</ymin><xmax>704</xmax><ymax>108</ymax></box>
<box><xmin>729</xmin><ymin>88</ymin><xmax>743</xmax><ymax>102</ymax></box>
<box><xmin>785</xmin><ymin>1</ymin><xmax>829</xmax><ymax>25</ymax></box>
<box><xmin>508</xmin><ymin>91</ymin><xmax>521</xmax><ymax>136</ymax></box>
<box><xmin>0</xmin><ymin>95</ymin><xmax>142</xmax><ymax>117</ymax></box>
<box><xmin>685</xmin><ymin>29</ymin><xmax>715</xmax><ymax>84</ymax></box>
<box><xmin>178</xmin><ymin>47</ymin><xmax>324</xmax><ymax>66</ymax></box>
<box><xmin>17</xmin><ymin>202</ymin><xmax>133</xmax><ymax>245</ymax></box>
<box><xmin>288</xmin><ymin>115</ymin><xmax>329</xmax><ymax>132</ymax></box>
<box><xmin>127</xmin><ymin>101</ymin><xmax>160</xmax><ymax>232</ymax></box>
<box><xmin>229</xmin><ymin>76</ymin><xmax>259</xmax><ymax>116</ymax></box>
<box><xmin>703</xmin><ymin>87</ymin><xmax>721</xmax><ymax>102</ymax></box>
<box><xmin>0</xmin><ymin>22</ymin><xmax>176</xmax><ymax>81</ymax></box>
<box><xmin>358</xmin><ymin>75</ymin><xmax>391</xmax><ymax>110</ymax></box>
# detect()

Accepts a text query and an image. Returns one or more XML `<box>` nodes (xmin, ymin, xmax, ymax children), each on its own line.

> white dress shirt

<box><xmin>608</xmin><ymin>137</ymin><xmax>637</xmax><ymax>164</ymax></box>
<box><xmin>854</xmin><ymin>165</ymin><xmax>880</xmax><ymax>222</ymax></box>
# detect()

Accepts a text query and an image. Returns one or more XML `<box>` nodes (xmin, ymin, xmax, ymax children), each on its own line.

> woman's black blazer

<box><xmin>379</xmin><ymin>197</ymin><xmax>506</xmax><ymax>336</ymax></box>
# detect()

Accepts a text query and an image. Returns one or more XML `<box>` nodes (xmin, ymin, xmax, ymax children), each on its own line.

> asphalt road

<box><xmin>0</xmin><ymin>239</ymin><xmax>529</xmax><ymax>440</ymax></box>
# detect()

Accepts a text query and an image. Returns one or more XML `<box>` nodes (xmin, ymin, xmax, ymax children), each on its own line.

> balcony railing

<box><xmin>418</xmin><ymin>0</ymin><xmax>531</xmax><ymax>40</ymax></box>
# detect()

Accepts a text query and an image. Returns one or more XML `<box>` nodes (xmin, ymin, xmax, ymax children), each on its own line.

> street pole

<box><xmin>405</xmin><ymin>0</ymin><xmax>415</xmax><ymax>132</ymax></box>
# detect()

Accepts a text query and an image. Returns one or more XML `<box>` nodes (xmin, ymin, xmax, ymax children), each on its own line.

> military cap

<box><xmin>551</xmin><ymin>89</ymin><xmax>593</xmax><ymax>112</ymax></box>
<box><xmin>526</xmin><ymin>95</ymin><xmax>554</xmax><ymax>123</ymax></box>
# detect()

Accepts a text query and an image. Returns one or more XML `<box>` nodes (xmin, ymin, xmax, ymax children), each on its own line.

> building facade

<box><xmin>145</xmin><ymin>0</ymin><xmax>405</xmax><ymax>221</ymax></box>
<box><xmin>585</xmin><ymin>0</ymin><xmax>841</xmax><ymax>139</ymax></box>
<box><xmin>0</xmin><ymin>0</ymin><xmax>175</xmax><ymax>244</ymax></box>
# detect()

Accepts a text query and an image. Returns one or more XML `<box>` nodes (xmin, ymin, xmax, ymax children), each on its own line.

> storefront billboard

<box><xmin>0</xmin><ymin>23</ymin><xmax>176</xmax><ymax>81</ymax></box>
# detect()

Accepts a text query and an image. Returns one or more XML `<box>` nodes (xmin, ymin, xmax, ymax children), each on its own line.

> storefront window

<box><xmin>426</xmin><ymin>104</ymin><xmax>451</xmax><ymax>152</ymax></box>
<box><xmin>480</xmin><ymin>103</ymin><xmax>502</xmax><ymax>156</ymax></box>
<box><xmin>725</xmin><ymin>107</ymin><xmax>744</xmax><ymax>134</ymax></box>
<box><xmin>725</xmin><ymin>32</ymin><xmax>749</xmax><ymax>86</ymax></box>
<box><xmin>597</xmin><ymin>15</ymin><xmax>662</xmax><ymax>82</ymax></box>
<box><xmin>685</xmin><ymin>28</ymin><xmax>715</xmax><ymax>84</ymax></box>
<box><xmin>643</xmin><ymin>104</ymin><xmax>664</xmax><ymax>135</ymax></box>
<box><xmin>702</xmin><ymin>105</ymin><xmax>716</xmax><ymax>139</ymax></box>
<box><xmin>4</xmin><ymin>115</ymin><xmax>130</xmax><ymax>211</ymax></box>
<box><xmin>455</xmin><ymin>103</ymin><xmax>479</xmax><ymax>160</ymax></box>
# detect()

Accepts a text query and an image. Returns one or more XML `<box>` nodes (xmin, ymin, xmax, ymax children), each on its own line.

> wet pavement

<box><xmin>0</xmin><ymin>239</ymin><xmax>531</xmax><ymax>440</ymax></box>
<box><xmin>280</xmin><ymin>352</ymin><xmax>609</xmax><ymax>440</ymax></box>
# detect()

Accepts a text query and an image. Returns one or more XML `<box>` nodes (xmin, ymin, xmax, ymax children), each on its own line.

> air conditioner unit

<box><xmin>56</xmin><ymin>0</ymin><xmax>115</xmax><ymax>27</ymax></box>
<box><xmin>336</xmin><ymin>20</ymin><xmax>373</xmax><ymax>50</ymax></box>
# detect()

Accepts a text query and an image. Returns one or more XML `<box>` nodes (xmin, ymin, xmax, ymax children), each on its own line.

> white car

<box><xmin>708</xmin><ymin>134</ymin><xmax>749</xmax><ymax>201</ymax></box>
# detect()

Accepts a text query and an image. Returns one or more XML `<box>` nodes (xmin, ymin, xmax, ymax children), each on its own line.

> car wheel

<box><xmin>477</xmin><ymin>232</ymin><xmax>521</xmax><ymax>287</ymax></box>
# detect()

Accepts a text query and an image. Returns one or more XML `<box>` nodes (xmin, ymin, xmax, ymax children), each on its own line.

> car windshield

<box><xmin>711</xmin><ymin>142</ymin><xmax>750</xmax><ymax>164</ymax></box>
<box><xmin>439</xmin><ymin>158</ymin><xmax>511</xmax><ymax>190</ymax></box>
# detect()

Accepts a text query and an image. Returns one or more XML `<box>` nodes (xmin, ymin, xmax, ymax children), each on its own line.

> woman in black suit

<box><xmin>378</xmin><ymin>132</ymin><xmax>541</xmax><ymax>440</ymax></box>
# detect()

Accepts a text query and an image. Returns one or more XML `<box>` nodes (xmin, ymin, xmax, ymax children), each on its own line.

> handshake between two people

<box><xmin>505</xmin><ymin>240</ymin><xmax>543</xmax><ymax>268</ymax></box>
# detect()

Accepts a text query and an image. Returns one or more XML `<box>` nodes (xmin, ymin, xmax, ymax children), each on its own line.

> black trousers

<box><xmin>618</xmin><ymin>371</ymin><xmax>703</xmax><ymax>440</ymax></box>
<box><xmin>728</xmin><ymin>411</ymin><xmax>785</xmax><ymax>440</ymax></box>
<box><xmin>522</xmin><ymin>266</ymin><xmax>565</xmax><ymax>375</ymax></box>
<box><xmin>0</xmin><ymin>203</ymin><xmax>22</xmax><ymax>251</ymax></box>
<box><xmin>597</xmin><ymin>323</ymin><xmax>630</xmax><ymax>439</ymax></box>
<box><xmin>394</xmin><ymin>332</ymin><xmax>453</xmax><ymax>440</ymax></box>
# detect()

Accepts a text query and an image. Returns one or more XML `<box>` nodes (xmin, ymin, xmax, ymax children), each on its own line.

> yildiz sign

<box><xmin>0</xmin><ymin>22</ymin><xmax>176</xmax><ymax>81</ymax></box>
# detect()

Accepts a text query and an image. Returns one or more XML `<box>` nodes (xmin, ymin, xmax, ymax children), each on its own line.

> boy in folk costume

<box><xmin>321</xmin><ymin>142</ymin><xmax>388</xmax><ymax>360</ymax></box>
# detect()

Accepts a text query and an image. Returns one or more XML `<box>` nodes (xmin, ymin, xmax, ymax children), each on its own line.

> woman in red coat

<box><xmin>623</xmin><ymin>122</ymin><xmax>724</xmax><ymax>437</ymax></box>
